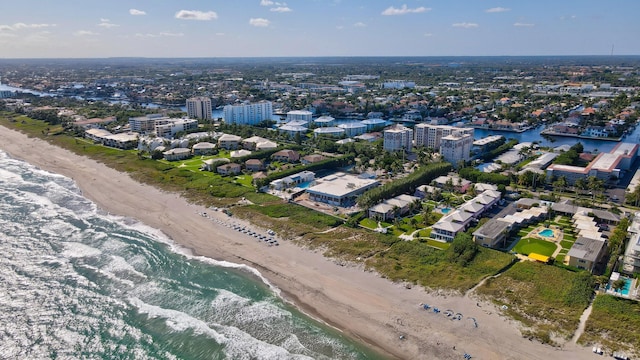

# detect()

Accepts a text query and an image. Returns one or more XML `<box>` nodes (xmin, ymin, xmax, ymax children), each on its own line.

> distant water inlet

<box><xmin>0</xmin><ymin>150</ymin><xmax>382</xmax><ymax>360</ymax></box>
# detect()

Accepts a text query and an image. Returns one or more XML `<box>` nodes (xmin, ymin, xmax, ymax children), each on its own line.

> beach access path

<box><xmin>0</xmin><ymin>126</ymin><xmax>604</xmax><ymax>360</ymax></box>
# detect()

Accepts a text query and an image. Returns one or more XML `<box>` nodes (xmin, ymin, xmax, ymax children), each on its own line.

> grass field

<box><xmin>476</xmin><ymin>261</ymin><xmax>594</xmax><ymax>344</ymax></box>
<box><xmin>578</xmin><ymin>294</ymin><xmax>640</xmax><ymax>357</ymax></box>
<box><xmin>513</xmin><ymin>237</ymin><xmax>558</xmax><ymax>257</ymax></box>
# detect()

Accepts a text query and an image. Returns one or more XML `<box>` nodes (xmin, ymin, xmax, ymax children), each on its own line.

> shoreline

<box><xmin>0</xmin><ymin>126</ymin><xmax>603</xmax><ymax>360</ymax></box>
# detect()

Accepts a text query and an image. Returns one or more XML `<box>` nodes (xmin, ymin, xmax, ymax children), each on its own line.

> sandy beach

<box><xmin>0</xmin><ymin>126</ymin><xmax>603</xmax><ymax>360</ymax></box>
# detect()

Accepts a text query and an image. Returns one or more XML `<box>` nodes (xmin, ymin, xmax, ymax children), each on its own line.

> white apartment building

<box><xmin>440</xmin><ymin>131</ymin><xmax>474</xmax><ymax>167</ymax></box>
<box><xmin>155</xmin><ymin>118</ymin><xmax>198</xmax><ymax>139</ymax></box>
<box><xmin>383</xmin><ymin>125</ymin><xmax>413</xmax><ymax>152</ymax></box>
<box><xmin>129</xmin><ymin>114</ymin><xmax>167</xmax><ymax>134</ymax></box>
<box><xmin>186</xmin><ymin>97</ymin><xmax>212</xmax><ymax>121</ymax></box>
<box><xmin>286</xmin><ymin>110</ymin><xmax>313</xmax><ymax>123</ymax></box>
<box><xmin>223</xmin><ymin>101</ymin><xmax>273</xmax><ymax>125</ymax></box>
<box><xmin>382</xmin><ymin>80</ymin><xmax>415</xmax><ymax>89</ymax></box>
<box><xmin>414</xmin><ymin>124</ymin><xmax>474</xmax><ymax>150</ymax></box>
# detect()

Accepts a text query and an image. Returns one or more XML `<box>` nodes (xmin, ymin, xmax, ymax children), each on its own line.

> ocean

<box><xmin>0</xmin><ymin>150</ymin><xmax>382</xmax><ymax>360</ymax></box>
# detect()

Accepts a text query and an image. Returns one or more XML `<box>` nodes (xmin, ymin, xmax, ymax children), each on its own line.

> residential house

<box><xmin>567</xmin><ymin>237</ymin><xmax>607</xmax><ymax>273</ymax></box>
<box><xmin>163</xmin><ymin>148</ymin><xmax>191</xmax><ymax>161</ymax></box>
<box><xmin>217</xmin><ymin>134</ymin><xmax>242</xmax><ymax>150</ymax></box>
<box><xmin>473</xmin><ymin>219</ymin><xmax>512</xmax><ymax>248</ymax></box>
<box><xmin>271</xmin><ymin>149</ymin><xmax>300</xmax><ymax>163</ymax></box>
<box><xmin>217</xmin><ymin>163</ymin><xmax>242</xmax><ymax>176</ymax></box>
<box><xmin>301</xmin><ymin>154</ymin><xmax>326</xmax><ymax>165</ymax></box>
<box><xmin>192</xmin><ymin>142</ymin><xmax>216</xmax><ymax>155</ymax></box>
<box><xmin>368</xmin><ymin>194</ymin><xmax>419</xmax><ymax>221</ymax></box>
<box><xmin>245</xmin><ymin>159</ymin><xmax>264</xmax><ymax>172</ymax></box>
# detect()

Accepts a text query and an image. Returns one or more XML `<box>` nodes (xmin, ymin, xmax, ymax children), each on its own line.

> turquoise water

<box><xmin>539</xmin><ymin>229</ymin><xmax>554</xmax><ymax>238</ymax></box>
<box><xmin>615</xmin><ymin>278</ymin><xmax>633</xmax><ymax>296</ymax></box>
<box><xmin>297</xmin><ymin>181</ymin><xmax>313</xmax><ymax>189</ymax></box>
<box><xmin>0</xmin><ymin>150</ymin><xmax>383</xmax><ymax>360</ymax></box>
<box><xmin>441</xmin><ymin>207</ymin><xmax>452</xmax><ymax>214</ymax></box>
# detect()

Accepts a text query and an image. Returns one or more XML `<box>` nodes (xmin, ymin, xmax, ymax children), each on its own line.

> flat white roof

<box><xmin>590</xmin><ymin>153</ymin><xmax>621</xmax><ymax>172</ymax></box>
<box><xmin>611</xmin><ymin>142</ymin><xmax>638</xmax><ymax>157</ymax></box>
<box><xmin>306</xmin><ymin>173</ymin><xmax>378</xmax><ymax>198</ymax></box>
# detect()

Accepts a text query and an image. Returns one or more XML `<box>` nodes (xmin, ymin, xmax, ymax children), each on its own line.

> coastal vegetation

<box><xmin>476</xmin><ymin>261</ymin><xmax>594</xmax><ymax>344</ymax></box>
<box><xmin>579</xmin><ymin>295</ymin><xmax>640</xmax><ymax>356</ymax></box>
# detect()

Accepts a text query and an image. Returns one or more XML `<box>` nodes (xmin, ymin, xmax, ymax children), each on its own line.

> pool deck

<box><xmin>525</xmin><ymin>225</ymin><xmax>564</xmax><ymax>259</ymax></box>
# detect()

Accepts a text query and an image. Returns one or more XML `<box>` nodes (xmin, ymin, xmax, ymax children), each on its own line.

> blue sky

<box><xmin>0</xmin><ymin>0</ymin><xmax>638</xmax><ymax>58</ymax></box>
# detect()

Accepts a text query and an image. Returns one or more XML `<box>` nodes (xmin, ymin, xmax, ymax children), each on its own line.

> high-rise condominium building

<box><xmin>223</xmin><ymin>101</ymin><xmax>273</xmax><ymax>125</ymax></box>
<box><xmin>440</xmin><ymin>131</ymin><xmax>474</xmax><ymax>167</ymax></box>
<box><xmin>383</xmin><ymin>125</ymin><xmax>413</xmax><ymax>152</ymax></box>
<box><xmin>414</xmin><ymin>124</ymin><xmax>474</xmax><ymax>150</ymax></box>
<box><xmin>186</xmin><ymin>97</ymin><xmax>212</xmax><ymax>121</ymax></box>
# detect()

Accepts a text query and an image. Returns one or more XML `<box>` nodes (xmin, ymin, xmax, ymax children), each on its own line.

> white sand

<box><xmin>0</xmin><ymin>126</ymin><xmax>603</xmax><ymax>360</ymax></box>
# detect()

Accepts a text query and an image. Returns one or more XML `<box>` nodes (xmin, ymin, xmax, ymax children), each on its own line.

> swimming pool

<box><xmin>614</xmin><ymin>277</ymin><xmax>633</xmax><ymax>296</ymax></box>
<box><xmin>538</xmin><ymin>229</ymin><xmax>554</xmax><ymax>238</ymax></box>
<box><xmin>297</xmin><ymin>181</ymin><xmax>313</xmax><ymax>189</ymax></box>
<box><xmin>441</xmin><ymin>207</ymin><xmax>452</xmax><ymax>214</ymax></box>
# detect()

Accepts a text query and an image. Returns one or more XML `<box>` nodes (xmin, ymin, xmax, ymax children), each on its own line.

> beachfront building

<box><xmin>217</xmin><ymin>163</ymin><xmax>242</xmax><ymax>176</ymax></box>
<box><xmin>163</xmin><ymin>148</ymin><xmax>191</xmax><ymax>161</ymax></box>
<box><xmin>368</xmin><ymin>194</ymin><xmax>420</xmax><ymax>221</ymax></box>
<box><xmin>192</xmin><ymin>142</ymin><xmax>216</xmax><ymax>155</ymax></box>
<box><xmin>383</xmin><ymin>125</ymin><xmax>413</xmax><ymax>152</ymax></box>
<box><xmin>566</xmin><ymin>237</ymin><xmax>607</xmax><ymax>273</ymax></box>
<box><xmin>217</xmin><ymin>134</ymin><xmax>242</xmax><ymax>150</ymax></box>
<box><xmin>129</xmin><ymin>114</ymin><xmax>167</xmax><ymax>134</ymax></box>
<box><xmin>223</xmin><ymin>101</ymin><xmax>273</xmax><ymax>125</ymax></box>
<box><xmin>440</xmin><ymin>131</ymin><xmax>474</xmax><ymax>167</ymax></box>
<box><xmin>623</xmin><ymin>213</ymin><xmax>640</xmax><ymax>275</ymax></box>
<box><xmin>286</xmin><ymin>110</ymin><xmax>313</xmax><ymax>123</ymax></box>
<box><xmin>472</xmin><ymin>219</ymin><xmax>512</xmax><ymax>248</ymax></box>
<box><xmin>414</xmin><ymin>124</ymin><xmax>474</xmax><ymax>150</ymax></box>
<box><xmin>85</xmin><ymin>128</ymin><xmax>139</xmax><ymax>150</ymax></box>
<box><xmin>155</xmin><ymin>118</ymin><xmax>198</xmax><ymax>139</ymax></box>
<box><xmin>338</xmin><ymin>122</ymin><xmax>367</xmax><ymax>137</ymax></box>
<box><xmin>314</xmin><ymin>127</ymin><xmax>345</xmax><ymax>138</ymax></box>
<box><xmin>306</xmin><ymin>172</ymin><xmax>379</xmax><ymax>207</ymax></box>
<box><xmin>186</xmin><ymin>96</ymin><xmax>212</xmax><ymax>121</ymax></box>
<box><xmin>546</xmin><ymin>142</ymin><xmax>639</xmax><ymax>185</ymax></box>
<box><xmin>431</xmin><ymin>190</ymin><xmax>501</xmax><ymax>242</ymax></box>
<box><xmin>270</xmin><ymin>171</ymin><xmax>315</xmax><ymax>191</ymax></box>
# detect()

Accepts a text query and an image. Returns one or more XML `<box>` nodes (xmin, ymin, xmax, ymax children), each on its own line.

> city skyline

<box><xmin>1</xmin><ymin>0</ymin><xmax>639</xmax><ymax>58</ymax></box>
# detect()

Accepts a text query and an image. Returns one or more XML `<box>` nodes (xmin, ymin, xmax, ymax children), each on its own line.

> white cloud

<box><xmin>513</xmin><ymin>22</ymin><xmax>534</xmax><ymax>27</ymax></box>
<box><xmin>424</xmin><ymin>33</ymin><xmax>433</xmax><ymax>37</ymax></box>
<box><xmin>0</xmin><ymin>23</ymin><xmax>56</xmax><ymax>31</ymax></box>
<box><xmin>381</xmin><ymin>4</ymin><xmax>430</xmax><ymax>16</ymax></box>
<box><xmin>260</xmin><ymin>0</ymin><xmax>274</xmax><ymax>5</ymax></box>
<box><xmin>130</xmin><ymin>9</ymin><xmax>146</xmax><ymax>16</ymax></box>
<box><xmin>249</xmin><ymin>18</ymin><xmax>270</xmax><ymax>27</ymax></box>
<box><xmin>216</xmin><ymin>32</ymin><xmax>225</xmax><ymax>36</ymax></box>
<box><xmin>74</xmin><ymin>30</ymin><xmax>99</xmax><ymax>37</ymax></box>
<box><xmin>485</xmin><ymin>7</ymin><xmax>510</xmax><ymax>13</ymax></box>
<box><xmin>135</xmin><ymin>32</ymin><xmax>185</xmax><ymax>38</ymax></box>
<box><xmin>452</xmin><ymin>22</ymin><xmax>478</xmax><ymax>28</ymax></box>
<box><xmin>98</xmin><ymin>20</ymin><xmax>119</xmax><ymax>28</ymax></box>
<box><xmin>270</xmin><ymin>6</ymin><xmax>292</xmax><ymax>12</ymax></box>
<box><xmin>336</xmin><ymin>25</ymin><xmax>344</xmax><ymax>30</ymax></box>
<box><xmin>353</xmin><ymin>22</ymin><xmax>366</xmax><ymax>27</ymax></box>
<box><xmin>175</xmin><ymin>10</ymin><xmax>218</xmax><ymax>21</ymax></box>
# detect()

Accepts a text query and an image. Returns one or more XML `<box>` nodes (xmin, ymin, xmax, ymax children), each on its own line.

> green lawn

<box><xmin>513</xmin><ymin>238</ymin><xmax>558</xmax><ymax>257</ymax></box>
<box><xmin>425</xmin><ymin>239</ymin><xmax>450</xmax><ymax>250</ymax></box>
<box><xmin>360</xmin><ymin>218</ymin><xmax>379</xmax><ymax>229</ymax></box>
<box><xmin>417</xmin><ymin>228</ymin><xmax>432</xmax><ymax>238</ymax></box>
<box><xmin>560</xmin><ymin>240</ymin><xmax>575</xmax><ymax>249</ymax></box>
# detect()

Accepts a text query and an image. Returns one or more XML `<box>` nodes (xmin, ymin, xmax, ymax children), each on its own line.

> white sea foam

<box><xmin>61</xmin><ymin>242</ymin><xmax>102</xmax><ymax>258</ymax></box>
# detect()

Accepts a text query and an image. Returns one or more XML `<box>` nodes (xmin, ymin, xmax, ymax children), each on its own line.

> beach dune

<box><xmin>0</xmin><ymin>126</ymin><xmax>601</xmax><ymax>360</ymax></box>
